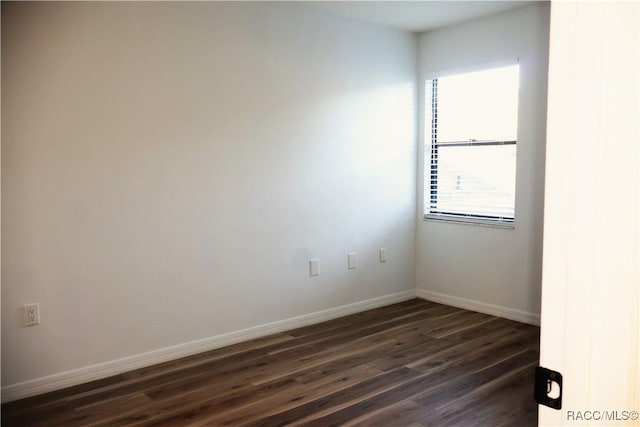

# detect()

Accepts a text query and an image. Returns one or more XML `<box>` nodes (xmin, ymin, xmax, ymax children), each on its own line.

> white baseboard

<box><xmin>1</xmin><ymin>290</ymin><xmax>415</xmax><ymax>403</ymax></box>
<box><xmin>416</xmin><ymin>289</ymin><xmax>540</xmax><ymax>326</ymax></box>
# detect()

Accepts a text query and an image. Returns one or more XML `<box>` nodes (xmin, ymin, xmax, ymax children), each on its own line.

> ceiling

<box><xmin>307</xmin><ymin>1</ymin><xmax>538</xmax><ymax>33</ymax></box>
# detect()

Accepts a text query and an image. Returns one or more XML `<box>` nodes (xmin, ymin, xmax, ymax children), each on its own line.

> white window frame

<box><xmin>423</xmin><ymin>60</ymin><xmax>519</xmax><ymax>228</ymax></box>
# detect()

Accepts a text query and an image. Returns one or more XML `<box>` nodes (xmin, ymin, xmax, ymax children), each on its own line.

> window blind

<box><xmin>425</xmin><ymin>64</ymin><xmax>519</xmax><ymax>224</ymax></box>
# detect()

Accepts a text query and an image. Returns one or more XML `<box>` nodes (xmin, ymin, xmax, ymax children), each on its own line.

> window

<box><xmin>425</xmin><ymin>64</ymin><xmax>519</xmax><ymax>225</ymax></box>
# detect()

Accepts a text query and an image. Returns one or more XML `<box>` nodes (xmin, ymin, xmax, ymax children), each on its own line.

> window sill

<box><xmin>423</xmin><ymin>215</ymin><xmax>515</xmax><ymax>229</ymax></box>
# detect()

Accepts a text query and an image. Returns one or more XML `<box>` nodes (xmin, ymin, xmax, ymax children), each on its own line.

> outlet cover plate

<box><xmin>24</xmin><ymin>303</ymin><xmax>40</xmax><ymax>326</ymax></box>
<box><xmin>348</xmin><ymin>253</ymin><xmax>356</xmax><ymax>269</ymax></box>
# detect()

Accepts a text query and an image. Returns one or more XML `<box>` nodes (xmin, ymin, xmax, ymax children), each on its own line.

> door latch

<box><xmin>534</xmin><ymin>366</ymin><xmax>563</xmax><ymax>409</ymax></box>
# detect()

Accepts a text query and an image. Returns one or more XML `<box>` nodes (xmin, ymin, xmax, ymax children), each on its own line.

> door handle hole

<box><xmin>547</xmin><ymin>380</ymin><xmax>561</xmax><ymax>399</ymax></box>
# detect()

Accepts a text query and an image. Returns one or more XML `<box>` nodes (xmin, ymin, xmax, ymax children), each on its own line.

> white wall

<box><xmin>415</xmin><ymin>4</ymin><xmax>550</xmax><ymax>322</ymax></box>
<box><xmin>1</xmin><ymin>2</ymin><xmax>417</xmax><ymax>390</ymax></box>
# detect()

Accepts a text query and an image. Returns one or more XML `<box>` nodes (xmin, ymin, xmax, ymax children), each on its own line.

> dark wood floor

<box><xmin>2</xmin><ymin>299</ymin><xmax>539</xmax><ymax>426</ymax></box>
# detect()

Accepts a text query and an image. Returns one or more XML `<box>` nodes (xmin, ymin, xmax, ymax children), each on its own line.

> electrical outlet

<box><xmin>309</xmin><ymin>259</ymin><xmax>319</xmax><ymax>277</ymax></box>
<box><xmin>380</xmin><ymin>248</ymin><xmax>387</xmax><ymax>262</ymax></box>
<box><xmin>348</xmin><ymin>253</ymin><xmax>356</xmax><ymax>269</ymax></box>
<box><xmin>24</xmin><ymin>303</ymin><xmax>40</xmax><ymax>326</ymax></box>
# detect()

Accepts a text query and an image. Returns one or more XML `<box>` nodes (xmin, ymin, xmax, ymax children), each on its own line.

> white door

<box><xmin>539</xmin><ymin>1</ymin><xmax>640</xmax><ymax>426</ymax></box>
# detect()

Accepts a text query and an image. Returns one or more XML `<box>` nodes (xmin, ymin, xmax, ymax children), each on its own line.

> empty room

<box><xmin>2</xmin><ymin>1</ymin><xmax>639</xmax><ymax>426</ymax></box>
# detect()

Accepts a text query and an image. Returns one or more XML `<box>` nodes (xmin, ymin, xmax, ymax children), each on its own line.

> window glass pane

<box><xmin>436</xmin><ymin>65</ymin><xmax>519</xmax><ymax>142</ymax></box>
<box><xmin>430</xmin><ymin>144</ymin><xmax>516</xmax><ymax>219</ymax></box>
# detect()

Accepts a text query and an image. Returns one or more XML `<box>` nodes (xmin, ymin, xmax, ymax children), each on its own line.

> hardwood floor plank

<box><xmin>92</xmin><ymin>340</ymin><xmax>400</xmax><ymax>425</ymax></box>
<box><xmin>367</xmin><ymin>316</ymin><xmax>535</xmax><ymax>374</ymax></box>
<box><xmin>423</xmin><ymin>311</ymin><xmax>495</xmax><ymax>339</ymax></box>
<box><xmin>1</xmin><ymin>299</ymin><xmax>539</xmax><ymax>427</ymax></box>
<box><xmin>47</xmin><ymin>393</ymin><xmax>154</xmax><ymax>427</ymax></box>
<box><xmin>266</xmin><ymin>304</ymin><xmax>462</xmax><ymax>357</ymax></box>
<box><xmin>0</xmin><ymin>374</ymin><xmax>129</xmax><ymax>416</ymax></box>
<box><xmin>94</xmin><ymin>377</ymin><xmax>297</xmax><ymax>427</ymax></box>
<box><xmin>122</xmin><ymin>333</ymin><xmax>296</xmax><ymax>380</ymax></box>
<box><xmin>75</xmin><ymin>316</ymin><xmax>404</xmax><ymax>409</ymax></box>
<box><xmin>142</xmin><ymin>335</ymin><xmax>395</xmax><ymax>402</ymax></box>
<box><xmin>343</xmin><ymin>400</ymin><xmax>427</xmax><ymax>427</ymax></box>
<box><xmin>190</xmin><ymin>365</ymin><xmax>384</xmax><ymax>426</ymax></box>
<box><xmin>406</xmin><ymin>322</ymin><xmax>535</xmax><ymax>371</ymax></box>
<box><xmin>433</xmin><ymin>367</ymin><xmax>537</xmax><ymax>426</ymax></box>
<box><xmin>297</xmin><ymin>350</ymin><xmax>538</xmax><ymax>427</ymax></box>
<box><xmin>240</xmin><ymin>367</ymin><xmax>423</xmax><ymax>427</ymax></box>
<box><xmin>285</xmin><ymin>299</ymin><xmax>434</xmax><ymax>338</ymax></box>
<box><xmin>411</xmin><ymin>349</ymin><xmax>539</xmax><ymax>408</ymax></box>
<box><xmin>64</xmin><ymin>330</ymin><xmax>391</xmax><ymax>410</ymax></box>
